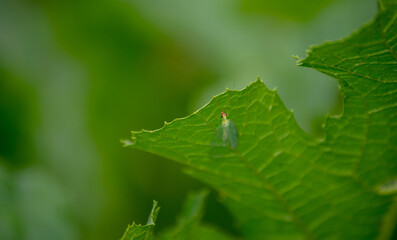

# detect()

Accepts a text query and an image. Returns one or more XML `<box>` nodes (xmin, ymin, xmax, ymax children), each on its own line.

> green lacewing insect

<box><xmin>211</xmin><ymin>111</ymin><xmax>238</xmax><ymax>149</ymax></box>
<box><xmin>210</xmin><ymin>84</ymin><xmax>239</xmax><ymax>153</ymax></box>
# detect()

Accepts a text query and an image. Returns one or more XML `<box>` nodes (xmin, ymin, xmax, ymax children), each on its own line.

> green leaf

<box><xmin>124</xmin><ymin>1</ymin><xmax>397</xmax><ymax>239</ymax></box>
<box><xmin>120</xmin><ymin>191</ymin><xmax>236</xmax><ymax>240</ymax></box>
<box><xmin>158</xmin><ymin>190</ymin><xmax>208</xmax><ymax>240</ymax></box>
<box><xmin>158</xmin><ymin>190</ymin><xmax>236</xmax><ymax>240</ymax></box>
<box><xmin>193</xmin><ymin>225</ymin><xmax>239</xmax><ymax>240</ymax></box>
<box><xmin>298</xmin><ymin>0</ymin><xmax>397</xmax><ymax>191</ymax></box>
<box><xmin>120</xmin><ymin>201</ymin><xmax>159</xmax><ymax>240</ymax></box>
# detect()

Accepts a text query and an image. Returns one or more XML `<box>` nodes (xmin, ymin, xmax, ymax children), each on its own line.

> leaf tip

<box><xmin>225</xmin><ymin>87</ymin><xmax>235</xmax><ymax>93</ymax></box>
<box><xmin>255</xmin><ymin>76</ymin><xmax>265</xmax><ymax>85</ymax></box>
<box><xmin>296</xmin><ymin>48</ymin><xmax>312</xmax><ymax>66</ymax></box>
<box><xmin>292</xmin><ymin>55</ymin><xmax>300</xmax><ymax>60</ymax></box>
<box><xmin>121</xmin><ymin>138</ymin><xmax>135</xmax><ymax>147</ymax></box>
<box><xmin>147</xmin><ymin>200</ymin><xmax>160</xmax><ymax>225</ymax></box>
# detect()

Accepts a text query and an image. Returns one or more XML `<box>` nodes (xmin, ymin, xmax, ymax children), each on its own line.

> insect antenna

<box><xmin>208</xmin><ymin>80</ymin><xmax>237</xmax><ymax>125</ymax></box>
<box><xmin>211</xmin><ymin>91</ymin><xmax>224</xmax><ymax>119</ymax></box>
<box><xmin>225</xmin><ymin>80</ymin><xmax>236</xmax><ymax>116</ymax></box>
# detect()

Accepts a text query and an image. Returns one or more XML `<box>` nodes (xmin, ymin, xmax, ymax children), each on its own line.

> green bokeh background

<box><xmin>0</xmin><ymin>0</ymin><xmax>376</xmax><ymax>239</ymax></box>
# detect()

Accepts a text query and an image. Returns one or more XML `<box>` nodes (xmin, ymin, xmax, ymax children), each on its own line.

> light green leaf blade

<box><xmin>125</xmin><ymin>1</ymin><xmax>397</xmax><ymax>239</ymax></box>
<box><xmin>298</xmin><ymin>0</ymin><xmax>397</xmax><ymax>192</ymax></box>
<box><xmin>120</xmin><ymin>201</ymin><xmax>160</xmax><ymax>240</ymax></box>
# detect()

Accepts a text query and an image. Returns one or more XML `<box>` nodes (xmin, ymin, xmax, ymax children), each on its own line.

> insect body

<box><xmin>211</xmin><ymin>111</ymin><xmax>238</xmax><ymax>149</ymax></box>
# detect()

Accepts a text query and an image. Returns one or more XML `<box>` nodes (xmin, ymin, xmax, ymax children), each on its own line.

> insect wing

<box><xmin>226</xmin><ymin>120</ymin><xmax>238</xmax><ymax>149</ymax></box>
<box><xmin>210</xmin><ymin>125</ymin><xmax>229</xmax><ymax>157</ymax></box>
<box><xmin>210</xmin><ymin>120</ymin><xmax>238</xmax><ymax>157</ymax></box>
<box><xmin>211</xmin><ymin>125</ymin><xmax>227</xmax><ymax>147</ymax></box>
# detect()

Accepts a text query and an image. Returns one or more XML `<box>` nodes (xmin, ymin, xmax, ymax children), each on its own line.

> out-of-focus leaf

<box><xmin>121</xmin><ymin>191</ymin><xmax>237</xmax><ymax>240</ymax></box>
<box><xmin>121</xmin><ymin>201</ymin><xmax>160</xmax><ymax>240</ymax></box>
<box><xmin>240</xmin><ymin>0</ymin><xmax>334</xmax><ymax>22</ymax></box>
<box><xmin>158</xmin><ymin>190</ymin><xmax>208</xmax><ymax>240</ymax></box>
<box><xmin>158</xmin><ymin>190</ymin><xmax>236</xmax><ymax>240</ymax></box>
<box><xmin>194</xmin><ymin>225</ymin><xmax>239</xmax><ymax>240</ymax></box>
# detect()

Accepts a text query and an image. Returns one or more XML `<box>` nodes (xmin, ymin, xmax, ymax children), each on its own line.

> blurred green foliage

<box><xmin>240</xmin><ymin>0</ymin><xmax>335</xmax><ymax>21</ymax></box>
<box><xmin>0</xmin><ymin>0</ymin><xmax>376</xmax><ymax>239</ymax></box>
